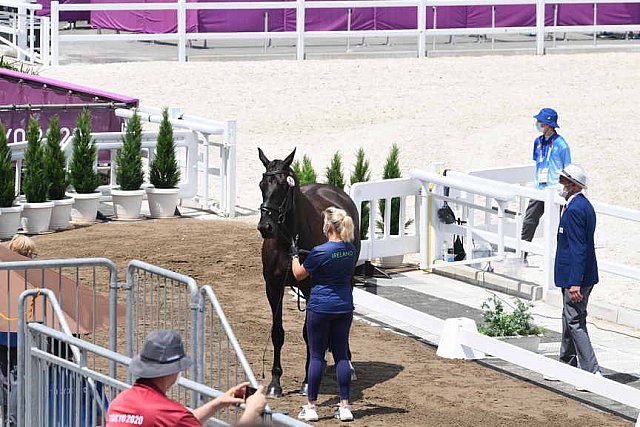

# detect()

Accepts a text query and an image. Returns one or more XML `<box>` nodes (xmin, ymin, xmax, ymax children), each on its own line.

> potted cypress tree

<box><xmin>44</xmin><ymin>115</ymin><xmax>74</xmax><ymax>230</ymax></box>
<box><xmin>350</xmin><ymin>147</ymin><xmax>371</xmax><ymax>241</ymax></box>
<box><xmin>146</xmin><ymin>108</ymin><xmax>180</xmax><ymax>218</ymax></box>
<box><xmin>325</xmin><ymin>151</ymin><xmax>345</xmax><ymax>189</ymax></box>
<box><xmin>0</xmin><ymin>121</ymin><xmax>22</xmax><ymax>239</ymax></box>
<box><xmin>377</xmin><ymin>143</ymin><xmax>412</xmax><ymax>267</ymax></box>
<box><xmin>20</xmin><ymin>116</ymin><xmax>54</xmax><ymax>234</ymax></box>
<box><xmin>112</xmin><ymin>112</ymin><xmax>145</xmax><ymax>219</ymax></box>
<box><xmin>292</xmin><ymin>154</ymin><xmax>317</xmax><ymax>186</ymax></box>
<box><xmin>67</xmin><ymin>109</ymin><xmax>102</xmax><ymax>224</ymax></box>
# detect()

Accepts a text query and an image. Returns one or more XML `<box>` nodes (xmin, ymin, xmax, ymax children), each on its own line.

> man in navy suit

<box><xmin>554</xmin><ymin>164</ymin><xmax>601</xmax><ymax>376</ymax></box>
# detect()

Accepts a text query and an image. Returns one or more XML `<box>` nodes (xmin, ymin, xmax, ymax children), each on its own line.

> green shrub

<box><xmin>116</xmin><ymin>112</ymin><xmax>144</xmax><ymax>191</ymax></box>
<box><xmin>149</xmin><ymin>109</ymin><xmax>180</xmax><ymax>189</ymax></box>
<box><xmin>378</xmin><ymin>144</ymin><xmax>412</xmax><ymax>235</ymax></box>
<box><xmin>292</xmin><ymin>154</ymin><xmax>317</xmax><ymax>186</ymax></box>
<box><xmin>68</xmin><ymin>109</ymin><xmax>101</xmax><ymax>194</ymax></box>
<box><xmin>350</xmin><ymin>148</ymin><xmax>371</xmax><ymax>240</ymax></box>
<box><xmin>23</xmin><ymin>117</ymin><xmax>49</xmax><ymax>203</ymax></box>
<box><xmin>0</xmin><ymin>121</ymin><xmax>15</xmax><ymax>207</ymax></box>
<box><xmin>325</xmin><ymin>151</ymin><xmax>345</xmax><ymax>189</ymax></box>
<box><xmin>44</xmin><ymin>115</ymin><xmax>67</xmax><ymax>200</ymax></box>
<box><xmin>478</xmin><ymin>296</ymin><xmax>544</xmax><ymax>337</ymax></box>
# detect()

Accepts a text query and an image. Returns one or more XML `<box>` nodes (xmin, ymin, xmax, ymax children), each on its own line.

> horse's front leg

<box><xmin>266</xmin><ymin>280</ymin><xmax>285</xmax><ymax>398</ymax></box>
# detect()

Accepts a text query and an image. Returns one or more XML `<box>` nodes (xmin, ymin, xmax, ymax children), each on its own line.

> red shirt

<box><xmin>106</xmin><ymin>380</ymin><xmax>201</xmax><ymax>427</ymax></box>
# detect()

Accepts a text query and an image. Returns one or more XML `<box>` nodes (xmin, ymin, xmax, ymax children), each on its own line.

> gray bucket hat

<box><xmin>129</xmin><ymin>330</ymin><xmax>193</xmax><ymax>378</ymax></box>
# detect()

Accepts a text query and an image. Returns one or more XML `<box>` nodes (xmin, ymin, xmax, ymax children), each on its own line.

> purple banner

<box><xmin>32</xmin><ymin>0</ymin><xmax>640</xmax><ymax>33</ymax></box>
<box><xmin>0</xmin><ymin>69</ymin><xmax>138</xmax><ymax>163</ymax></box>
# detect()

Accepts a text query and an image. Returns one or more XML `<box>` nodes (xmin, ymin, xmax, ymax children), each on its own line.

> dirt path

<box><xmin>34</xmin><ymin>218</ymin><xmax>630</xmax><ymax>426</ymax></box>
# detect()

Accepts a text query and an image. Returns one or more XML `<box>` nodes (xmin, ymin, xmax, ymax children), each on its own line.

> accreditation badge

<box><xmin>538</xmin><ymin>168</ymin><xmax>549</xmax><ymax>184</ymax></box>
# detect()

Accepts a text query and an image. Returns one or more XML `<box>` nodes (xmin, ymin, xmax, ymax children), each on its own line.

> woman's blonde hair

<box><xmin>7</xmin><ymin>235</ymin><xmax>36</xmax><ymax>258</ymax></box>
<box><xmin>322</xmin><ymin>207</ymin><xmax>354</xmax><ymax>243</ymax></box>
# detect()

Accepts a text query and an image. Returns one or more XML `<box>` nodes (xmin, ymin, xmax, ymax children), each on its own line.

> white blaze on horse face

<box><xmin>286</xmin><ymin>176</ymin><xmax>295</xmax><ymax>187</ymax></box>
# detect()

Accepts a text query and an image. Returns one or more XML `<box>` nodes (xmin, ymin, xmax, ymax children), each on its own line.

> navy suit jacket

<box><xmin>554</xmin><ymin>193</ymin><xmax>599</xmax><ymax>288</ymax></box>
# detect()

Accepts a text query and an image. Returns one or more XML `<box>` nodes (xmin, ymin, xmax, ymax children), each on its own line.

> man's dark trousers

<box><xmin>560</xmin><ymin>286</ymin><xmax>599</xmax><ymax>373</ymax></box>
<box><xmin>521</xmin><ymin>199</ymin><xmax>545</xmax><ymax>242</ymax></box>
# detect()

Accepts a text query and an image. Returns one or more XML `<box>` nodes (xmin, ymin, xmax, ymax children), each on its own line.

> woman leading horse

<box><xmin>257</xmin><ymin>148</ymin><xmax>361</xmax><ymax>399</ymax></box>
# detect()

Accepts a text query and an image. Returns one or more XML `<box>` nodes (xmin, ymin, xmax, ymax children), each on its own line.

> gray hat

<box><xmin>129</xmin><ymin>330</ymin><xmax>193</xmax><ymax>379</ymax></box>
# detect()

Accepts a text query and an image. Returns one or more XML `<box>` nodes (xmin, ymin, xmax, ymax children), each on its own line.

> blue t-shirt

<box><xmin>532</xmin><ymin>133</ymin><xmax>571</xmax><ymax>189</ymax></box>
<box><xmin>303</xmin><ymin>241</ymin><xmax>356</xmax><ymax>314</ymax></box>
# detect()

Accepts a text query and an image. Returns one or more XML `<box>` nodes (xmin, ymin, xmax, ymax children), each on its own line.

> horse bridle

<box><xmin>260</xmin><ymin>169</ymin><xmax>295</xmax><ymax>227</ymax></box>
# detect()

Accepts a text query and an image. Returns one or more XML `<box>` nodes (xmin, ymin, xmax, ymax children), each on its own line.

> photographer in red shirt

<box><xmin>106</xmin><ymin>330</ymin><xmax>266</xmax><ymax>426</ymax></box>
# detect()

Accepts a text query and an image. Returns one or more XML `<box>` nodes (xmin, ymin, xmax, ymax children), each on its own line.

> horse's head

<box><xmin>257</xmin><ymin>148</ymin><xmax>298</xmax><ymax>239</ymax></box>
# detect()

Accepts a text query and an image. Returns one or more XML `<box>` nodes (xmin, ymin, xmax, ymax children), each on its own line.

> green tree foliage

<box><xmin>325</xmin><ymin>151</ymin><xmax>345</xmax><ymax>189</ymax></box>
<box><xmin>116</xmin><ymin>112</ymin><xmax>144</xmax><ymax>191</ymax></box>
<box><xmin>149</xmin><ymin>109</ymin><xmax>180</xmax><ymax>189</ymax></box>
<box><xmin>23</xmin><ymin>117</ymin><xmax>49</xmax><ymax>203</ymax></box>
<box><xmin>292</xmin><ymin>155</ymin><xmax>317</xmax><ymax>186</ymax></box>
<box><xmin>350</xmin><ymin>148</ymin><xmax>371</xmax><ymax>240</ymax></box>
<box><xmin>44</xmin><ymin>115</ymin><xmax>67</xmax><ymax>200</ymax></box>
<box><xmin>0</xmin><ymin>122</ymin><xmax>16</xmax><ymax>207</ymax></box>
<box><xmin>478</xmin><ymin>296</ymin><xmax>544</xmax><ymax>337</ymax></box>
<box><xmin>68</xmin><ymin>109</ymin><xmax>101</xmax><ymax>194</ymax></box>
<box><xmin>378</xmin><ymin>144</ymin><xmax>404</xmax><ymax>235</ymax></box>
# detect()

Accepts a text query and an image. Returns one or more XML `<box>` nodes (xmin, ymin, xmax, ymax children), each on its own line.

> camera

<box><xmin>244</xmin><ymin>386</ymin><xmax>257</xmax><ymax>401</ymax></box>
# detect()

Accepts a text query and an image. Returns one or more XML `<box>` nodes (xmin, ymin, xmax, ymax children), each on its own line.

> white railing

<box><xmin>0</xmin><ymin>0</ymin><xmax>50</xmax><ymax>65</ymax></box>
<box><xmin>45</xmin><ymin>0</ymin><xmax>640</xmax><ymax>64</ymax></box>
<box><xmin>352</xmin><ymin>162</ymin><xmax>640</xmax><ymax>298</ymax></box>
<box><xmin>350</xmin><ymin>177</ymin><xmax>421</xmax><ymax>262</ymax></box>
<box><xmin>115</xmin><ymin>106</ymin><xmax>237</xmax><ymax>216</ymax></box>
<box><xmin>354</xmin><ymin>288</ymin><xmax>640</xmax><ymax>425</ymax></box>
<box><xmin>8</xmin><ymin>106</ymin><xmax>237</xmax><ymax>217</ymax></box>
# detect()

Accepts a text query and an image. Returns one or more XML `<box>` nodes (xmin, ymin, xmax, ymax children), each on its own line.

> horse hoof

<box><xmin>267</xmin><ymin>385</ymin><xmax>283</xmax><ymax>398</ymax></box>
<box><xmin>298</xmin><ymin>383</ymin><xmax>308</xmax><ymax>396</ymax></box>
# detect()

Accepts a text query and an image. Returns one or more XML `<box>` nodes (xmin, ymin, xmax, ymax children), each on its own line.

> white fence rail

<box><xmin>41</xmin><ymin>0</ymin><xmax>640</xmax><ymax>64</ymax></box>
<box><xmin>7</xmin><ymin>105</ymin><xmax>237</xmax><ymax>217</ymax></box>
<box><xmin>0</xmin><ymin>0</ymin><xmax>50</xmax><ymax>65</ymax></box>
<box><xmin>350</xmin><ymin>177</ymin><xmax>421</xmax><ymax>262</ymax></box>
<box><xmin>351</xmin><ymin>162</ymin><xmax>640</xmax><ymax>298</ymax></box>
<box><xmin>354</xmin><ymin>288</ymin><xmax>640</xmax><ymax>424</ymax></box>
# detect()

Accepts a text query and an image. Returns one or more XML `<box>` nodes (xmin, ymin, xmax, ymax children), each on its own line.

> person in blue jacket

<box><xmin>291</xmin><ymin>206</ymin><xmax>356</xmax><ymax>422</ymax></box>
<box><xmin>554</xmin><ymin>164</ymin><xmax>601</xmax><ymax>376</ymax></box>
<box><xmin>522</xmin><ymin>108</ymin><xmax>572</xmax><ymax>249</ymax></box>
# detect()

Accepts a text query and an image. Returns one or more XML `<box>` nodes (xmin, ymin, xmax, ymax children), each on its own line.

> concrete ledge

<box><xmin>433</xmin><ymin>265</ymin><xmax>544</xmax><ymax>301</ymax></box>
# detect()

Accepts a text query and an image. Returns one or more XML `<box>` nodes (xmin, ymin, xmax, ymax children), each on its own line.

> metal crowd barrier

<box><xmin>0</xmin><ymin>258</ymin><xmax>119</xmax><ymax>427</ymax></box>
<box><xmin>125</xmin><ymin>259</ymin><xmax>200</xmax><ymax>405</ymax></box>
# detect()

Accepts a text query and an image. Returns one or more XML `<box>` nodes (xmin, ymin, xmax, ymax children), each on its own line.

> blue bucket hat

<box><xmin>534</xmin><ymin>108</ymin><xmax>559</xmax><ymax>128</ymax></box>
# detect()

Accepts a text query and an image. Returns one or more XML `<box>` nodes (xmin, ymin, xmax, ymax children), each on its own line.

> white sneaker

<box><xmin>335</xmin><ymin>405</ymin><xmax>354</xmax><ymax>422</ymax></box>
<box><xmin>297</xmin><ymin>404</ymin><xmax>319</xmax><ymax>421</ymax></box>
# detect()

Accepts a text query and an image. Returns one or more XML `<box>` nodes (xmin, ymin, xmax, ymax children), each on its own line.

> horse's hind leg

<box><xmin>266</xmin><ymin>283</ymin><xmax>285</xmax><ymax>398</ymax></box>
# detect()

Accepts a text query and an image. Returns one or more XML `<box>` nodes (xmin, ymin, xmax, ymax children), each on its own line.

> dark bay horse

<box><xmin>257</xmin><ymin>148</ymin><xmax>361</xmax><ymax>398</ymax></box>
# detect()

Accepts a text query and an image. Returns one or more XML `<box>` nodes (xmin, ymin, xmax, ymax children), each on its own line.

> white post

<box><xmin>419</xmin><ymin>182</ymin><xmax>429</xmax><ymax>270</ymax></box>
<box><xmin>296</xmin><ymin>0</ymin><xmax>305</xmax><ymax>60</ymax></box>
<box><xmin>535</xmin><ymin>0</ymin><xmax>545</xmax><ymax>55</ymax></box>
<box><xmin>17</xmin><ymin>3</ymin><xmax>26</xmax><ymax>61</ymax></box>
<box><xmin>225</xmin><ymin>121</ymin><xmax>236</xmax><ymax>217</ymax></box>
<box><xmin>41</xmin><ymin>17</ymin><xmax>50</xmax><ymax>66</ymax></box>
<box><xmin>51</xmin><ymin>1</ymin><xmax>59</xmax><ymax>66</ymax></box>
<box><xmin>28</xmin><ymin>9</ymin><xmax>35</xmax><ymax>63</ymax></box>
<box><xmin>177</xmin><ymin>0</ymin><xmax>186</xmax><ymax>62</ymax></box>
<box><xmin>496</xmin><ymin>201</ymin><xmax>505</xmax><ymax>256</ymax></box>
<box><xmin>417</xmin><ymin>0</ymin><xmax>426</xmax><ymax>58</ymax></box>
<box><xmin>542</xmin><ymin>186</ymin><xmax>556</xmax><ymax>298</ymax></box>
